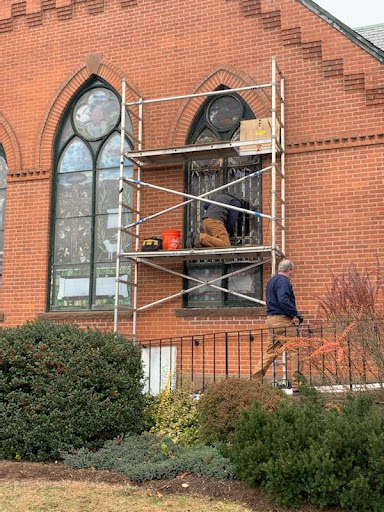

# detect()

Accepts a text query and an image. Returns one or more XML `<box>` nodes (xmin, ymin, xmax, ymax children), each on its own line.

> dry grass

<box><xmin>0</xmin><ymin>480</ymin><xmax>251</xmax><ymax>512</ymax></box>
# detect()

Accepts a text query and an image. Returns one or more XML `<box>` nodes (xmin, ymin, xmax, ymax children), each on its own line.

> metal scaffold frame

<box><xmin>114</xmin><ymin>57</ymin><xmax>285</xmax><ymax>337</ymax></box>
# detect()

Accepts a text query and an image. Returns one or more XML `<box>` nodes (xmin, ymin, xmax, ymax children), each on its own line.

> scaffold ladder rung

<box><xmin>117</xmin><ymin>278</ymin><xmax>137</xmax><ymax>286</ymax></box>
<box><xmin>121</xmin><ymin>202</ymin><xmax>139</xmax><ymax>214</ymax></box>
<box><xmin>122</xmin><ymin>176</ymin><xmax>140</xmax><ymax>189</ymax></box>
<box><xmin>122</xmin><ymin>104</ymin><xmax>142</xmax><ymax>120</ymax></box>
<box><xmin>121</xmin><ymin>228</ymin><xmax>140</xmax><ymax>237</ymax></box>
<box><xmin>123</xmin><ymin>127</ymin><xmax>142</xmax><ymax>143</ymax></box>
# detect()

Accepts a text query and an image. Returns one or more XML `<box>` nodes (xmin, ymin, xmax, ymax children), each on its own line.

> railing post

<box><xmin>347</xmin><ymin>336</ymin><xmax>353</xmax><ymax>391</ymax></box>
<box><xmin>249</xmin><ymin>331</ymin><xmax>254</xmax><ymax>379</ymax></box>
<box><xmin>202</xmin><ymin>334</ymin><xmax>205</xmax><ymax>391</ymax></box>
<box><xmin>238</xmin><ymin>331</ymin><xmax>241</xmax><ymax>379</ymax></box>
<box><xmin>260</xmin><ymin>328</ymin><xmax>264</xmax><ymax>384</ymax></box>
<box><xmin>225</xmin><ymin>332</ymin><xmax>229</xmax><ymax>378</ymax></box>
<box><xmin>180</xmin><ymin>336</ymin><xmax>183</xmax><ymax>388</ymax></box>
<box><xmin>213</xmin><ymin>333</ymin><xmax>216</xmax><ymax>383</ymax></box>
<box><xmin>191</xmin><ymin>336</ymin><xmax>195</xmax><ymax>384</ymax></box>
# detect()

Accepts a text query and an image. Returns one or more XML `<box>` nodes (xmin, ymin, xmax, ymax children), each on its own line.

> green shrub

<box><xmin>150</xmin><ymin>383</ymin><xmax>200</xmax><ymax>446</ymax></box>
<box><xmin>230</xmin><ymin>394</ymin><xmax>384</xmax><ymax>511</ymax></box>
<box><xmin>64</xmin><ymin>432</ymin><xmax>235</xmax><ymax>481</ymax></box>
<box><xmin>197</xmin><ymin>378</ymin><xmax>284</xmax><ymax>444</ymax></box>
<box><xmin>1</xmin><ymin>320</ymin><xmax>145</xmax><ymax>461</ymax></box>
<box><xmin>142</xmin><ymin>393</ymin><xmax>160</xmax><ymax>431</ymax></box>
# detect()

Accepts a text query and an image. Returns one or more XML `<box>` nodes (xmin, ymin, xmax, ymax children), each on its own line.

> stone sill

<box><xmin>175</xmin><ymin>306</ymin><xmax>267</xmax><ymax>318</ymax></box>
<box><xmin>38</xmin><ymin>310</ymin><xmax>133</xmax><ymax>321</ymax></box>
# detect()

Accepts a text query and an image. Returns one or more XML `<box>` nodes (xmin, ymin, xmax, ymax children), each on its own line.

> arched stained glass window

<box><xmin>185</xmin><ymin>90</ymin><xmax>263</xmax><ymax>308</ymax></box>
<box><xmin>49</xmin><ymin>80</ymin><xmax>133</xmax><ymax>310</ymax></box>
<box><xmin>0</xmin><ymin>145</ymin><xmax>7</xmax><ymax>282</ymax></box>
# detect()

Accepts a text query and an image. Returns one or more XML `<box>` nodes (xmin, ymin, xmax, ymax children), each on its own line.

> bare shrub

<box><xmin>275</xmin><ymin>262</ymin><xmax>384</xmax><ymax>388</ymax></box>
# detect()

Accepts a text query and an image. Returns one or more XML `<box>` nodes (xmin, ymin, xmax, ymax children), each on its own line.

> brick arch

<box><xmin>169</xmin><ymin>67</ymin><xmax>271</xmax><ymax>146</ymax></box>
<box><xmin>0</xmin><ymin>112</ymin><xmax>22</xmax><ymax>173</ymax></box>
<box><xmin>35</xmin><ymin>58</ymin><xmax>142</xmax><ymax>170</ymax></box>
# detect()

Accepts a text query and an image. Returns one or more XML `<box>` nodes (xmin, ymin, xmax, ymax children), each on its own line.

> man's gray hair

<box><xmin>278</xmin><ymin>259</ymin><xmax>294</xmax><ymax>272</ymax></box>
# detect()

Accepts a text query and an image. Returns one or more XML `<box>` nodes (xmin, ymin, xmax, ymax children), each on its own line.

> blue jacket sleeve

<box><xmin>226</xmin><ymin>199</ymin><xmax>241</xmax><ymax>236</ymax></box>
<box><xmin>276</xmin><ymin>280</ymin><xmax>298</xmax><ymax>318</ymax></box>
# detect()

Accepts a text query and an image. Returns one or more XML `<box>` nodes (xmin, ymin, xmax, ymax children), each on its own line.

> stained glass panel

<box><xmin>227</xmin><ymin>166</ymin><xmax>262</xmax><ymax>244</ymax></box>
<box><xmin>208</xmin><ymin>96</ymin><xmax>243</xmax><ymax>130</ymax></box>
<box><xmin>191</xmin><ymin>128</ymin><xmax>222</xmax><ymax>170</ymax></box>
<box><xmin>54</xmin><ymin>217</ymin><xmax>92</xmax><ymax>264</ymax></box>
<box><xmin>187</xmin><ymin>266</ymin><xmax>222</xmax><ymax>307</ymax></box>
<box><xmin>0</xmin><ymin>156</ymin><xmax>7</xmax><ymax>188</ymax></box>
<box><xmin>189</xmin><ymin>168</ymin><xmax>222</xmax><ymax>233</ymax></box>
<box><xmin>124</xmin><ymin>109</ymin><xmax>134</xmax><ymax>146</ymax></box>
<box><xmin>0</xmin><ymin>231</ymin><xmax>4</xmax><ymax>262</ymax></box>
<box><xmin>228</xmin><ymin>128</ymin><xmax>262</xmax><ymax>167</ymax></box>
<box><xmin>52</xmin><ymin>265</ymin><xmax>90</xmax><ymax>309</ymax></box>
<box><xmin>93</xmin><ymin>263</ymin><xmax>131</xmax><ymax>307</ymax></box>
<box><xmin>73</xmin><ymin>88</ymin><xmax>120</xmax><ymax>140</ymax></box>
<box><xmin>0</xmin><ymin>190</ymin><xmax>6</xmax><ymax>230</ymax></box>
<box><xmin>94</xmin><ymin>213</ymin><xmax>132</xmax><ymax>262</ymax></box>
<box><xmin>59</xmin><ymin>138</ymin><xmax>93</xmax><ymax>172</ymax></box>
<box><xmin>98</xmin><ymin>133</ymin><xmax>131</xmax><ymax>168</ymax></box>
<box><xmin>95</xmin><ymin>167</ymin><xmax>133</xmax><ymax>214</ymax></box>
<box><xmin>57</xmin><ymin>172</ymin><xmax>92</xmax><ymax>217</ymax></box>
<box><xmin>227</xmin><ymin>266</ymin><xmax>262</xmax><ymax>303</ymax></box>
<box><xmin>59</xmin><ymin>117</ymin><xmax>74</xmax><ymax>148</ymax></box>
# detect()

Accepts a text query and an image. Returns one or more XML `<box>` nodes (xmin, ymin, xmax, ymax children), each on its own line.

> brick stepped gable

<box><xmin>1</xmin><ymin>0</ymin><xmax>383</xmax><ymax>105</ymax></box>
<box><xmin>0</xmin><ymin>0</ymin><xmax>137</xmax><ymax>30</ymax></box>
<box><xmin>239</xmin><ymin>0</ymin><xmax>383</xmax><ymax>106</ymax></box>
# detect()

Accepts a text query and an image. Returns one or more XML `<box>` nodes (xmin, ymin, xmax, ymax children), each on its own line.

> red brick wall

<box><xmin>0</xmin><ymin>0</ymin><xmax>383</xmax><ymax>344</ymax></box>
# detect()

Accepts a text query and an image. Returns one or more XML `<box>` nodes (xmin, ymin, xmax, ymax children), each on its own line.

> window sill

<box><xmin>175</xmin><ymin>306</ymin><xmax>266</xmax><ymax>318</ymax></box>
<box><xmin>38</xmin><ymin>310</ymin><xmax>133</xmax><ymax>321</ymax></box>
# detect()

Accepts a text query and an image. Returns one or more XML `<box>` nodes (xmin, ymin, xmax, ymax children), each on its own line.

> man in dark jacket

<box><xmin>193</xmin><ymin>192</ymin><xmax>242</xmax><ymax>248</ymax></box>
<box><xmin>253</xmin><ymin>259</ymin><xmax>304</xmax><ymax>392</ymax></box>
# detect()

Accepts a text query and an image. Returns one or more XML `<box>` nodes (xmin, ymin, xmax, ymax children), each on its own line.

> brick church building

<box><xmin>1</xmin><ymin>0</ymin><xmax>383</xmax><ymax>387</ymax></box>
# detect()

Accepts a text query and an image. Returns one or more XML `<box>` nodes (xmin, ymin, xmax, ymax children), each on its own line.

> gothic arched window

<box><xmin>49</xmin><ymin>80</ymin><xmax>134</xmax><ymax>310</ymax></box>
<box><xmin>185</xmin><ymin>90</ymin><xmax>263</xmax><ymax>307</ymax></box>
<box><xmin>0</xmin><ymin>145</ymin><xmax>7</xmax><ymax>282</ymax></box>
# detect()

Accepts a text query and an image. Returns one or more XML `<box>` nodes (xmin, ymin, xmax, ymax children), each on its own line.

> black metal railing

<box><xmin>136</xmin><ymin>323</ymin><xmax>384</xmax><ymax>394</ymax></box>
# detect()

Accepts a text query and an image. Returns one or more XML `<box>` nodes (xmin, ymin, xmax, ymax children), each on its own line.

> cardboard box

<box><xmin>239</xmin><ymin>118</ymin><xmax>280</xmax><ymax>154</ymax></box>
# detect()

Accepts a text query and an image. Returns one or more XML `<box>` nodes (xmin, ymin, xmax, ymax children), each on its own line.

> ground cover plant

<box><xmin>230</xmin><ymin>391</ymin><xmax>384</xmax><ymax>512</ymax></box>
<box><xmin>1</xmin><ymin>320</ymin><xmax>145</xmax><ymax>461</ymax></box>
<box><xmin>63</xmin><ymin>431</ymin><xmax>235</xmax><ymax>481</ymax></box>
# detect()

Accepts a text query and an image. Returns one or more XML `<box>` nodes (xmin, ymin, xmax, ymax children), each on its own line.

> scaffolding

<box><xmin>114</xmin><ymin>57</ymin><xmax>285</xmax><ymax>337</ymax></box>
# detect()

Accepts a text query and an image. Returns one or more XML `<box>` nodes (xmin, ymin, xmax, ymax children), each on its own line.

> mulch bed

<box><xmin>0</xmin><ymin>460</ymin><xmax>344</xmax><ymax>512</ymax></box>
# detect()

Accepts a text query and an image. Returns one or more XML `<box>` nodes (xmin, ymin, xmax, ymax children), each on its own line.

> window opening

<box><xmin>49</xmin><ymin>80</ymin><xmax>134</xmax><ymax>310</ymax></box>
<box><xmin>184</xmin><ymin>91</ymin><xmax>263</xmax><ymax>307</ymax></box>
<box><xmin>0</xmin><ymin>145</ymin><xmax>7</xmax><ymax>283</ymax></box>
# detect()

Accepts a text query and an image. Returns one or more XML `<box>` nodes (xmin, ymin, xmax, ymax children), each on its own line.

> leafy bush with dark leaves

<box><xmin>1</xmin><ymin>321</ymin><xmax>145</xmax><ymax>461</ymax></box>
<box><xmin>197</xmin><ymin>378</ymin><xmax>284</xmax><ymax>444</ymax></box>
<box><xmin>64</xmin><ymin>432</ymin><xmax>235</xmax><ymax>481</ymax></box>
<box><xmin>230</xmin><ymin>393</ymin><xmax>384</xmax><ymax>512</ymax></box>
